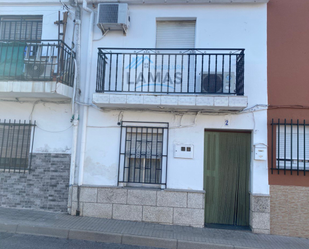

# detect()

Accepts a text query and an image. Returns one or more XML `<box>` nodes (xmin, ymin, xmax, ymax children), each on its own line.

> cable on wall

<box><xmin>36</xmin><ymin>124</ymin><xmax>73</xmax><ymax>133</ymax></box>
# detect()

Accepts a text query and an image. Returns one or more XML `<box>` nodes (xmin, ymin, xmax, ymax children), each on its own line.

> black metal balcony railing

<box><xmin>96</xmin><ymin>48</ymin><xmax>244</xmax><ymax>95</ymax></box>
<box><xmin>0</xmin><ymin>40</ymin><xmax>75</xmax><ymax>87</ymax></box>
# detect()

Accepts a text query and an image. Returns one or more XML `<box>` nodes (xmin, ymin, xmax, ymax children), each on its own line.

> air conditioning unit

<box><xmin>97</xmin><ymin>3</ymin><xmax>130</xmax><ymax>35</ymax></box>
<box><xmin>201</xmin><ymin>72</ymin><xmax>236</xmax><ymax>94</ymax></box>
<box><xmin>24</xmin><ymin>44</ymin><xmax>55</xmax><ymax>79</ymax></box>
<box><xmin>24</xmin><ymin>63</ymin><xmax>53</xmax><ymax>79</ymax></box>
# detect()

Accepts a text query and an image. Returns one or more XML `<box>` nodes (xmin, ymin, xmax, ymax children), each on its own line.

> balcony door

<box><xmin>0</xmin><ymin>16</ymin><xmax>43</xmax><ymax>79</ymax></box>
<box><xmin>156</xmin><ymin>20</ymin><xmax>196</xmax><ymax>49</ymax></box>
<box><xmin>204</xmin><ymin>130</ymin><xmax>251</xmax><ymax>227</ymax></box>
<box><xmin>152</xmin><ymin>20</ymin><xmax>196</xmax><ymax>93</ymax></box>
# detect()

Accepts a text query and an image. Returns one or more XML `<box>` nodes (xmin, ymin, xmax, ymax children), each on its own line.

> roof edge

<box><xmin>79</xmin><ymin>0</ymin><xmax>269</xmax><ymax>4</ymax></box>
<box><xmin>0</xmin><ymin>0</ymin><xmax>269</xmax><ymax>5</ymax></box>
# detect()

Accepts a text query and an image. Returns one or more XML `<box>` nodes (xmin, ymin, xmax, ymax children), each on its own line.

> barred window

<box><xmin>118</xmin><ymin>121</ymin><xmax>168</xmax><ymax>187</ymax></box>
<box><xmin>271</xmin><ymin>119</ymin><xmax>309</xmax><ymax>175</ymax></box>
<box><xmin>0</xmin><ymin>16</ymin><xmax>43</xmax><ymax>41</ymax></box>
<box><xmin>0</xmin><ymin>120</ymin><xmax>36</xmax><ymax>173</ymax></box>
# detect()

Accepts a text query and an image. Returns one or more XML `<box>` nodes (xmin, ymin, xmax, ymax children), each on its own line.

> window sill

<box><xmin>118</xmin><ymin>182</ymin><xmax>165</xmax><ymax>189</ymax></box>
<box><xmin>0</xmin><ymin>169</ymin><xmax>29</xmax><ymax>173</ymax></box>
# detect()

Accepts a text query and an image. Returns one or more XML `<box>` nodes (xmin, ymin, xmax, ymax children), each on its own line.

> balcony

<box><xmin>93</xmin><ymin>48</ymin><xmax>247</xmax><ymax>111</ymax></box>
<box><xmin>0</xmin><ymin>40</ymin><xmax>75</xmax><ymax>99</ymax></box>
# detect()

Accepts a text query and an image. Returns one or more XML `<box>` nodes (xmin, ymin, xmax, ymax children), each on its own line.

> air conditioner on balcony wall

<box><xmin>24</xmin><ymin>63</ymin><xmax>54</xmax><ymax>78</ymax></box>
<box><xmin>24</xmin><ymin>44</ymin><xmax>54</xmax><ymax>79</ymax></box>
<box><xmin>97</xmin><ymin>3</ymin><xmax>130</xmax><ymax>35</ymax></box>
<box><xmin>201</xmin><ymin>72</ymin><xmax>235</xmax><ymax>94</ymax></box>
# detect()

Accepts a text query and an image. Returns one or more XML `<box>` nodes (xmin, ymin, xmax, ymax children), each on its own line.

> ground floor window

<box><xmin>0</xmin><ymin>119</ymin><xmax>36</xmax><ymax>173</ymax></box>
<box><xmin>118</xmin><ymin>121</ymin><xmax>168</xmax><ymax>187</ymax></box>
<box><xmin>271</xmin><ymin>119</ymin><xmax>309</xmax><ymax>175</ymax></box>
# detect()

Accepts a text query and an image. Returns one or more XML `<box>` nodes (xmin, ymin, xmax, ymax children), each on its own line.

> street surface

<box><xmin>0</xmin><ymin>232</ymin><xmax>164</xmax><ymax>249</ymax></box>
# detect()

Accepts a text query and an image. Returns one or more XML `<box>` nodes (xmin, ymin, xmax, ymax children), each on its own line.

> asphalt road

<box><xmin>0</xmin><ymin>232</ymin><xmax>164</xmax><ymax>249</ymax></box>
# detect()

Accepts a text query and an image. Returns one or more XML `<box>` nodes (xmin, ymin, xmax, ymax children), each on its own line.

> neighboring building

<box><xmin>267</xmin><ymin>0</ymin><xmax>309</xmax><ymax>238</ymax></box>
<box><xmin>0</xmin><ymin>1</ymin><xmax>75</xmax><ymax>211</ymax></box>
<box><xmin>0</xmin><ymin>0</ymin><xmax>273</xmax><ymax>235</ymax></box>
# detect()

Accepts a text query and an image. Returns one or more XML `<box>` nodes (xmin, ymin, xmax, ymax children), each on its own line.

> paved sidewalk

<box><xmin>0</xmin><ymin>207</ymin><xmax>308</xmax><ymax>249</ymax></box>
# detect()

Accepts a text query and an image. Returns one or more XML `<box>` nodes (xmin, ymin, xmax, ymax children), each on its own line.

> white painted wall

<box><xmin>82</xmin><ymin>4</ymin><xmax>267</xmax><ymax>108</ymax></box>
<box><xmin>83</xmin><ymin>108</ymin><xmax>268</xmax><ymax>194</ymax></box>
<box><xmin>79</xmin><ymin>3</ymin><xmax>269</xmax><ymax>195</ymax></box>
<box><xmin>0</xmin><ymin>3</ymin><xmax>76</xmax><ymax>154</ymax></box>
<box><xmin>0</xmin><ymin>100</ymin><xmax>73</xmax><ymax>154</ymax></box>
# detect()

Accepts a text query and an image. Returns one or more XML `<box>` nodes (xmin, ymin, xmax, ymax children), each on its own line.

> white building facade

<box><xmin>0</xmin><ymin>0</ymin><xmax>270</xmax><ymax>234</ymax></box>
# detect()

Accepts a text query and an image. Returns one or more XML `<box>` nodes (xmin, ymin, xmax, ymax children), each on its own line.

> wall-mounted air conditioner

<box><xmin>24</xmin><ymin>44</ymin><xmax>54</xmax><ymax>79</ymax></box>
<box><xmin>97</xmin><ymin>3</ymin><xmax>130</xmax><ymax>35</ymax></box>
<box><xmin>201</xmin><ymin>72</ymin><xmax>236</xmax><ymax>94</ymax></box>
<box><xmin>24</xmin><ymin>63</ymin><xmax>53</xmax><ymax>79</ymax></box>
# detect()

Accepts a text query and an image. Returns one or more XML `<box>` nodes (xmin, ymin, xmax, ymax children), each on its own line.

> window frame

<box><xmin>271</xmin><ymin>119</ymin><xmax>308</xmax><ymax>175</ymax></box>
<box><xmin>0</xmin><ymin>15</ymin><xmax>43</xmax><ymax>41</ymax></box>
<box><xmin>155</xmin><ymin>19</ymin><xmax>196</xmax><ymax>49</ymax></box>
<box><xmin>118</xmin><ymin>121</ymin><xmax>169</xmax><ymax>188</ymax></box>
<box><xmin>0</xmin><ymin>119</ymin><xmax>36</xmax><ymax>173</ymax></box>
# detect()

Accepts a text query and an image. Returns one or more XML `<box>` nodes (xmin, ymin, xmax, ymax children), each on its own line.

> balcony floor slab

<box><xmin>0</xmin><ymin>81</ymin><xmax>73</xmax><ymax>99</ymax></box>
<box><xmin>93</xmin><ymin>93</ymin><xmax>248</xmax><ymax>112</ymax></box>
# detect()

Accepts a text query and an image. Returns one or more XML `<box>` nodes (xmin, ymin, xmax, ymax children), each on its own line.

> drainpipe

<box><xmin>67</xmin><ymin>61</ymin><xmax>79</xmax><ymax>213</ymax></box>
<box><xmin>76</xmin><ymin>0</ymin><xmax>94</xmax><ymax>214</ymax></box>
<box><xmin>67</xmin><ymin>2</ymin><xmax>81</xmax><ymax>214</ymax></box>
<box><xmin>68</xmin><ymin>60</ymin><xmax>79</xmax><ymax>214</ymax></box>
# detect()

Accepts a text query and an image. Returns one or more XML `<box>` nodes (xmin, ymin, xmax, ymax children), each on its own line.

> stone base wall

<box><xmin>0</xmin><ymin>153</ymin><xmax>70</xmax><ymax>212</ymax></box>
<box><xmin>270</xmin><ymin>185</ymin><xmax>309</xmax><ymax>238</ymax></box>
<box><xmin>70</xmin><ymin>186</ymin><xmax>205</xmax><ymax>227</ymax></box>
<box><xmin>249</xmin><ymin>193</ymin><xmax>270</xmax><ymax>234</ymax></box>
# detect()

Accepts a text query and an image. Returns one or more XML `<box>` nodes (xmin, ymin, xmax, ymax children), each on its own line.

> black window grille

<box><xmin>271</xmin><ymin>119</ymin><xmax>308</xmax><ymax>175</ymax></box>
<box><xmin>118</xmin><ymin>121</ymin><xmax>169</xmax><ymax>187</ymax></box>
<box><xmin>0</xmin><ymin>120</ymin><xmax>36</xmax><ymax>173</ymax></box>
<box><xmin>0</xmin><ymin>16</ymin><xmax>42</xmax><ymax>41</ymax></box>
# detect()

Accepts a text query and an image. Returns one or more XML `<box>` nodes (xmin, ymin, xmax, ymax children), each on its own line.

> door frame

<box><xmin>203</xmin><ymin>129</ymin><xmax>252</xmax><ymax>228</ymax></box>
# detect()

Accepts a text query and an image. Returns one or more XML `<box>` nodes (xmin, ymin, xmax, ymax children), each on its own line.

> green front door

<box><xmin>204</xmin><ymin>131</ymin><xmax>251</xmax><ymax>227</ymax></box>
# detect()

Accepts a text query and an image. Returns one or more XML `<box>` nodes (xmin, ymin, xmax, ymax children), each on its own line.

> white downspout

<box><xmin>69</xmin><ymin>59</ymin><xmax>78</xmax><ymax>186</ymax></box>
<box><xmin>78</xmin><ymin>0</ymin><xmax>94</xmax><ymax>187</ymax></box>
<box><xmin>68</xmin><ymin>12</ymin><xmax>81</xmax><ymax>213</ymax></box>
<box><xmin>67</xmin><ymin>59</ymin><xmax>79</xmax><ymax>214</ymax></box>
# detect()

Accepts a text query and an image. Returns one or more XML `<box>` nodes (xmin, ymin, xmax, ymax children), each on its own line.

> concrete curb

<box><xmin>0</xmin><ymin>222</ymin><xmax>258</xmax><ymax>249</ymax></box>
<box><xmin>17</xmin><ymin>225</ymin><xmax>69</xmax><ymax>239</ymax></box>
<box><xmin>0</xmin><ymin>223</ymin><xmax>18</xmax><ymax>233</ymax></box>
<box><xmin>69</xmin><ymin>230</ymin><xmax>122</xmax><ymax>244</ymax></box>
<box><xmin>122</xmin><ymin>234</ymin><xmax>177</xmax><ymax>249</ymax></box>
